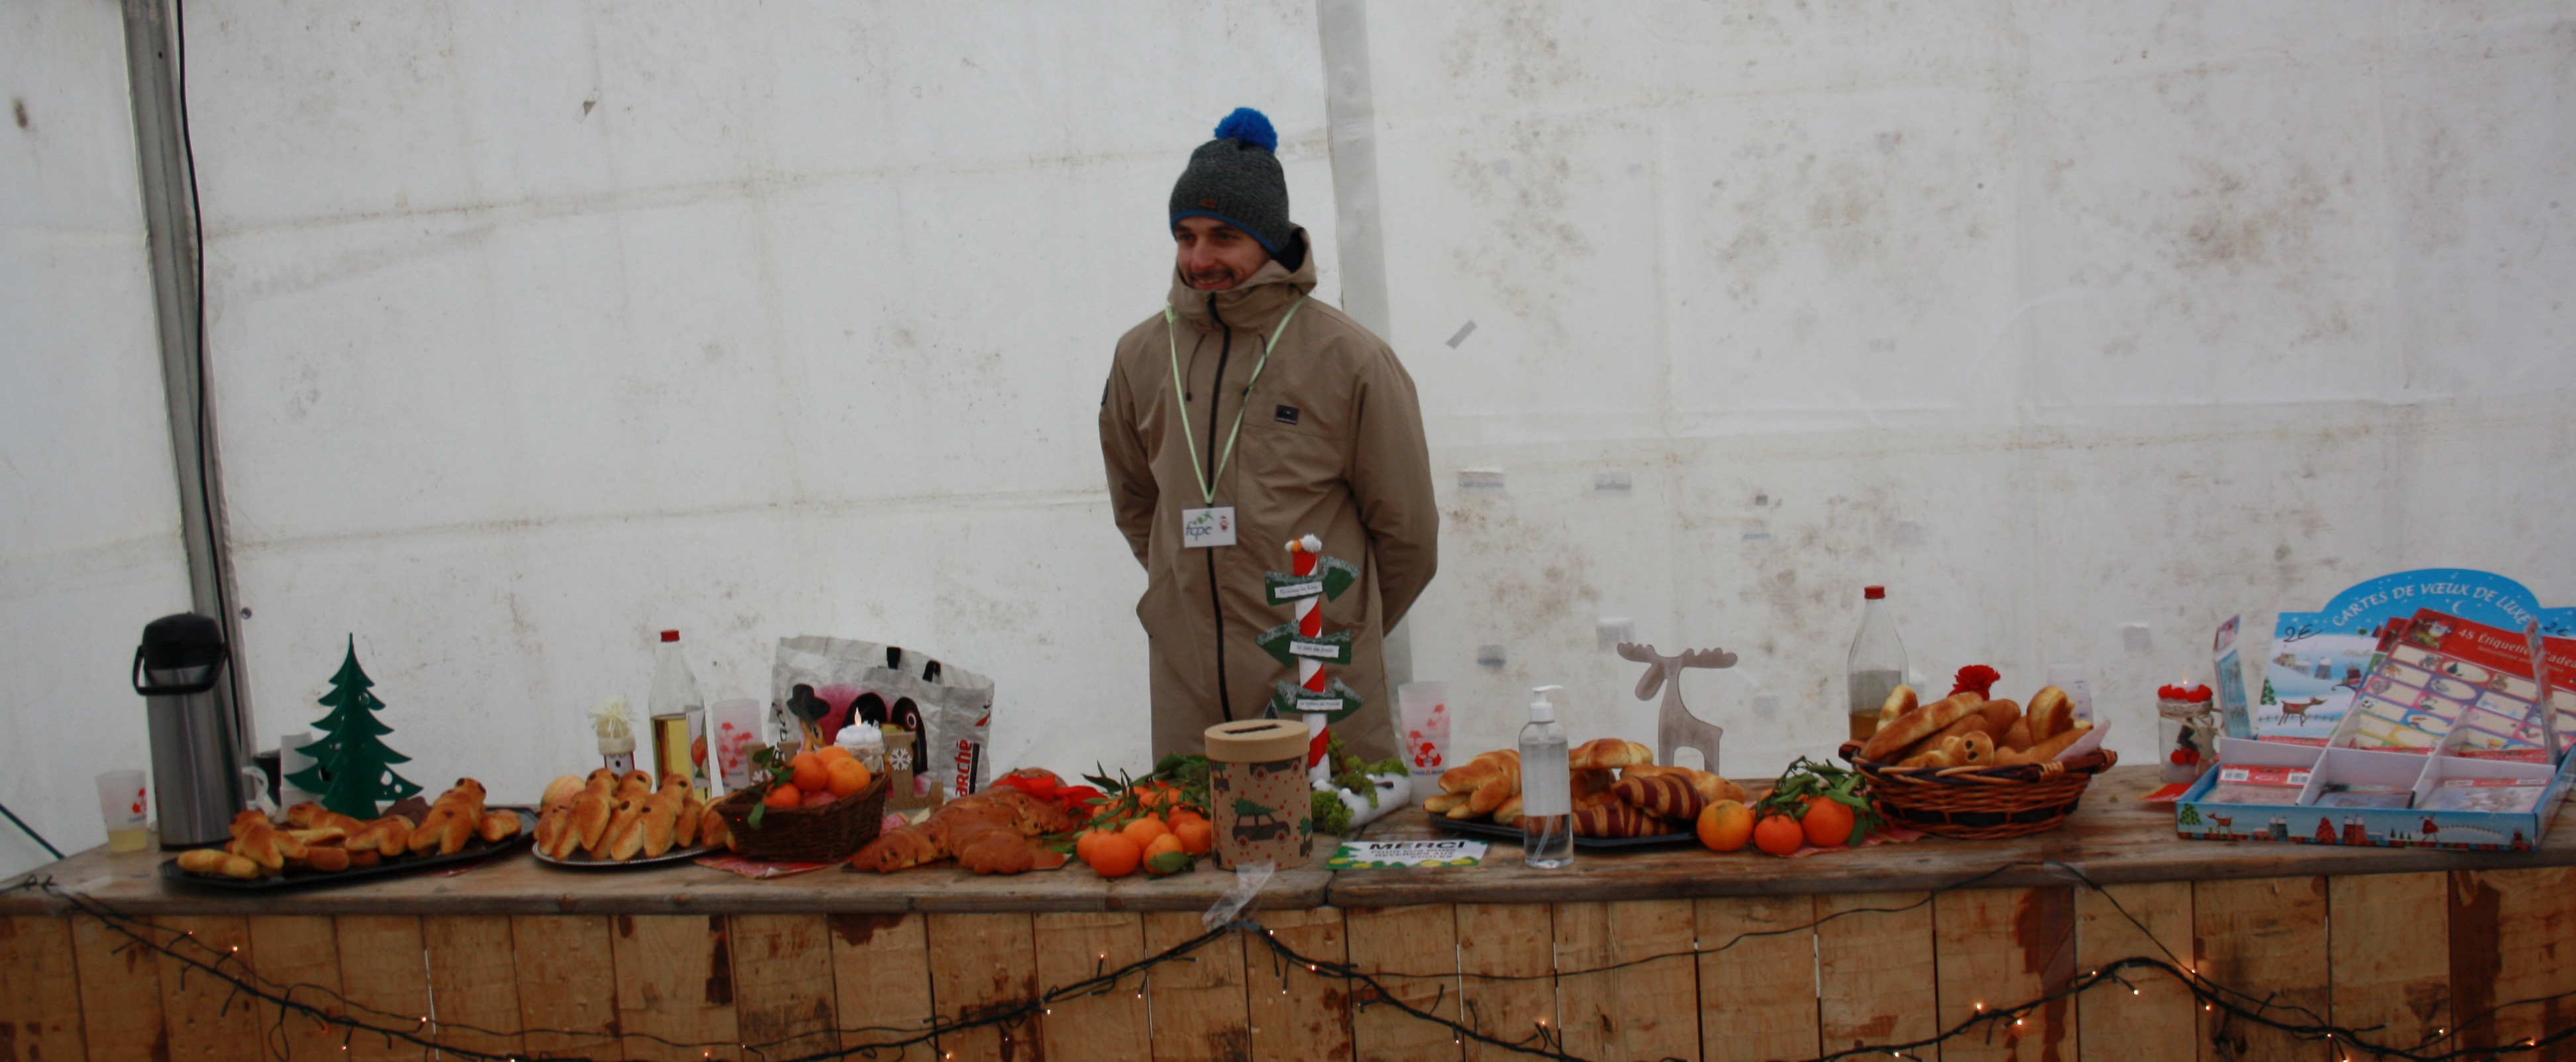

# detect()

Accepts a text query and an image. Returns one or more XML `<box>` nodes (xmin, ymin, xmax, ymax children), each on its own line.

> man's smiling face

<box><xmin>1173</xmin><ymin>217</ymin><xmax>1271</xmax><ymax>291</ymax></box>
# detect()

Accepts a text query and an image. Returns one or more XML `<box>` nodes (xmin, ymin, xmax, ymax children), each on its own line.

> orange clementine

<box><xmin>1752</xmin><ymin>813</ymin><xmax>1805</xmax><ymax>857</ymax></box>
<box><xmin>1141</xmin><ymin>833</ymin><xmax>1186</xmax><ymax>875</ymax></box>
<box><xmin>1166</xmin><ymin>807</ymin><xmax>1206</xmax><ymax>827</ymax></box>
<box><xmin>816</xmin><ymin>745</ymin><xmax>854</xmax><ymax>764</ymax></box>
<box><xmin>762</xmin><ymin>784</ymin><xmax>802</xmax><ymax>810</ymax></box>
<box><xmin>826</xmin><ymin>758</ymin><xmax>871</xmax><ymax>798</ymax></box>
<box><xmin>1801</xmin><ymin>796</ymin><xmax>1858</xmax><ymax>849</ymax></box>
<box><xmin>1085</xmin><ymin>833</ymin><xmax>1142</xmax><ymax>878</ymax></box>
<box><xmin>1171</xmin><ymin>817</ymin><xmax>1214</xmax><ymax>856</ymax></box>
<box><xmin>1120</xmin><ymin>816</ymin><xmax>1171</xmax><ymax>848</ymax></box>
<box><xmin>1695</xmin><ymin>800</ymin><xmax>1754</xmax><ymax>853</ymax></box>
<box><xmin>1075</xmin><ymin>828</ymin><xmax>1114</xmax><ymax>865</ymax></box>
<box><xmin>788</xmin><ymin>752</ymin><xmax>827</xmax><ymax>792</ymax></box>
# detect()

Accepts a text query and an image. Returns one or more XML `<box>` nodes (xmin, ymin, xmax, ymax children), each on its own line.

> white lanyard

<box><xmin>1165</xmin><ymin>295</ymin><xmax>1307</xmax><ymax>505</ymax></box>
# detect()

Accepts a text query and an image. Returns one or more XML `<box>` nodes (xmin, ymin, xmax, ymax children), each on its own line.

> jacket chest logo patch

<box><xmin>1273</xmin><ymin>405</ymin><xmax>1301</xmax><ymax>425</ymax></box>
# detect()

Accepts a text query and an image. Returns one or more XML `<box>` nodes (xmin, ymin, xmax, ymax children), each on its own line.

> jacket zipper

<box><xmin>1204</xmin><ymin>303</ymin><xmax>1235</xmax><ymax>721</ymax></box>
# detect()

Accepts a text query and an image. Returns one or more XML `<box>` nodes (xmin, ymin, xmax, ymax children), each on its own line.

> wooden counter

<box><xmin>3</xmin><ymin>766</ymin><xmax>2569</xmax><ymax>1061</ymax></box>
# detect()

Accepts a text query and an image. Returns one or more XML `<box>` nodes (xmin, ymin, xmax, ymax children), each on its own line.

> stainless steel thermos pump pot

<box><xmin>134</xmin><ymin>613</ymin><xmax>242</xmax><ymax>849</ymax></box>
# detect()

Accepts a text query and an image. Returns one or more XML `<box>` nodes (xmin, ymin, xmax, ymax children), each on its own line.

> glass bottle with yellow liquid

<box><xmin>1847</xmin><ymin>586</ymin><xmax>1908</xmax><ymax>741</ymax></box>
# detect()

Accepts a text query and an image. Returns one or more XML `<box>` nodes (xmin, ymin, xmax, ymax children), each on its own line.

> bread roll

<box><xmin>176</xmin><ymin>848</ymin><xmax>231</xmax><ymax>875</ymax></box>
<box><xmin>1423</xmin><ymin>792</ymin><xmax>1467</xmax><ymax>814</ymax></box>
<box><xmin>1572</xmin><ymin>802</ymin><xmax>1672</xmax><ymax>838</ymax></box>
<box><xmin>2000</xmin><ymin>721</ymin><xmax>2092</xmax><ymax>765</ymax></box>
<box><xmin>1438</xmin><ymin>751</ymin><xmax>1517</xmax><ymax>794</ymax></box>
<box><xmin>1860</xmin><ymin>694</ymin><xmax>1983</xmax><ymax>762</ymax></box>
<box><xmin>1977</xmin><ymin>698</ymin><xmax>2021</xmax><ymax>731</ymax></box>
<box><xmin>1610</xmin><ymin>772</ymin><xmax>1709</xmax><ymax>821</ymax></box>
<box><xmin>2000</xmin><ymin>719</ymin><xmax>2034</xmax><ymax>752</ymax></box>
<box><xmin>2027</xmin><ymin>686</ymin><xmax>2074</xmax><ymax>742</ymax></box>
<box><xmin>1619</xmin><ymin>765</ymin><xmax>1746</xmax><ymax>806</ymax></box>
<box><xmin>540</xmin><ymin>774</ymin><xmax>586</xmax><ymax>811</ymax></box>
<box><xmin>1569</xmin><ymin>739</ymin><xmax>1653</xmax><ymax>771</ymax></box>
<box><xmin>1880</xmin><ymin>684</ymin><xmax>1918</xmax><ymax>725</ymax></box>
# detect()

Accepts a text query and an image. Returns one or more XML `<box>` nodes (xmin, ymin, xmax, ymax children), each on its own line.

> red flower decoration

<box><xmin>1949</xmin><ymin>664</ymin><xmax>2001</xmax><ymax>698</ymax></box>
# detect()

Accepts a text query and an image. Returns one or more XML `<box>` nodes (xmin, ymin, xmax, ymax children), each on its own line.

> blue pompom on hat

<box><xmin>1212</xmin><ymin>107</ymin><xmax>1278</xmax><ymax>152</ymax></box>
<box><xmin>1171</xmin><ymin>107</ymin><xmax>1293</xmax><ymax>256</ymax></box>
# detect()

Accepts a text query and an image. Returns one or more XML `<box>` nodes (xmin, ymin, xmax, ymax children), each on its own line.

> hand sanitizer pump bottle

<box><xmin>1519</xmin><ymin>685</ymin><xmax>1574</xmax><ymax>868</ymax></box>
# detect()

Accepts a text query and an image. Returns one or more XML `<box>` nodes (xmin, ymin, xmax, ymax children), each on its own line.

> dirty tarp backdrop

<box><xmin>3</xmin><ymin>1</ymin><xmax>2570</xmax><ymax>876</ymax></box>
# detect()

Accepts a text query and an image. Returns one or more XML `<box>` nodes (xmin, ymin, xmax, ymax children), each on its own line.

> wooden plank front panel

<box><xmin>612</xmin><ymin>914</ymin><xmax>741</xmax><ymax>1061</ymax></box>
<box><xmin>333</xmin><ymin>916</ymin><xmax>428</xmax><ymax>1062</ymax></box>
<box><xmin>1034</xmin><ymin>911</ymin><xmax>1150</xmax><ymax>1062</ymax></box>
<box><xmin>154</xmin><ymin>914</ymin><xmax>260</xmax><ymax>1062</ymax></box>
<box><xmin>1249</xmin><ymin>906</ymin><xmax>1354</xmax><ymax>1061</ymax></box>
<box><xmin>926</xmin><ymin>912</ymin><xmax>1040</xmax><ymax>1062</ymax></box>
<box><xmin>828</xmin><ymin>913</ymin><xmax>938</xmax><ymax>1060</ymax></box>
<box><xmin>1697</xmin><ymin>894</ymin><xmax>1820</xmax><ymax>1062</ymax></box>
<box><xmin>2331</xmin><ymin>873</ymin><xmax>2449</xmax><ymax>1055</ymax></box>
<box><xmin>511</xmin><ymin>915</ymin><xmax>623</xmax><ymax>1059</ymax></box>
<box><xmin>729</xmin><ymin>914</ymin><xmax>838</xmax><ymax>1059</ymax></box>
<box><xmin>423</xmin><ymin>914</ymin><xmax>526</xmax><ymax>1058</ymax></box>
<box><xmin>1141</xmin><ymin>910</ymin><xmax>1247</xmax><ymax>1062</ymax></box>
<box><xmin>1816</xmin><ymin>891</ymin><xmax>1936</xmax><ymax>1054</ymax></box>
<box><xmin>1935</xmin><ymin>886</ymin><xmax>2076</xmax><ymax>1062</ymax></box>
<box><xmin>2453</xmin><ymin>866</ymin><xmax>2576</xmax><ymax>1059</ymax></box>
<box><xmin>246</xmin><ymin>915</ymin><xmax>345</xmax><ymax>1061</ymax></box>
<box><xmin>1345</xmin><ymin>905</ymin><xmax>1462</xmax><ymax>1062</ymax></box>
<box><xmin>1555</xmin><ymin>899</ymin><xmax>1697</xmax><ymax>1061</ymax></box>
<box><xmin>72</xmin><ymin>913</ymin><xmax>167</xmax><ymax>1061</ymax></box>
<box><xmin>0</xmin><ymin>916</ymin><xmax>89</xmax><ymax>1061</ymax></box>
<box><xmin>2194</xmin><ymin>876</ymin><xmax>2330</xmax><ymax>1061</ymax></box>
<box><xmin>2074</xmin><ymin>881</ymin><xmax>2192</xmax><ymax>1062</ymax></box>
<box><xmin>1456</xmin><ymin>903</ymin><xmax>1551</xmax><ymax>1061</ymax></box>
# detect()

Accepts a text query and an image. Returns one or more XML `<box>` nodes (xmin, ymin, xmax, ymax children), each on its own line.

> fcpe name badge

<box><xmin>1182</xmin><ymin>505</ymin><xmax>1237</xmax><ymax>548</ymax></box>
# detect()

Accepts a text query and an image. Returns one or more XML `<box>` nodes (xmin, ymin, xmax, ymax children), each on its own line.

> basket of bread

<box><xmin>1424</xmin><ymin>738</ymin><xmax>1746</xmax><ymax>842</ymax></box>
<box><xmin>168</xmin><ymin>778</ymin><xmax>526</xmax><ymax>886</ymax></box>
<box><xmin>1840</xmin><ymin>666</ymin><xmax>2116</xmax><ymax>839</ymax></box>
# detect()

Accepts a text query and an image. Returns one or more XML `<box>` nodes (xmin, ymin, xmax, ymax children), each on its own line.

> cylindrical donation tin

<box><xmin>1205</xmin><ymin>718</ymin><xmax>1316</xmax><ymax>871</ymax></box>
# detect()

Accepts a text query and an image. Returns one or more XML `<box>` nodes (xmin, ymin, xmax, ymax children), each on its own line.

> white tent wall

<box><xmin>3</xmin><ymin>3</ymin><xmax>2568</xmax><ymax>876</ymax></box>
<box><xmin>181</xmin><ymin>2</ymin><xmax>1341</xmax><ymax>809</ymax></box>
<box><xmin>1369</xmin><ymin>5</ymin><xmax>2575</xmax><ymax>767</ymax></box>
<box><xmin>1</xmin><ymin>0</ymin><xmax>196</xmax><ymax>878</ymax></box>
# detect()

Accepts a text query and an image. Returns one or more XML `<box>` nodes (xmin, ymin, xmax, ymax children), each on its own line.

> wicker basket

<box><xmin>712</xmin><ymin>773</ymin><xmax>889</xmax><ymax>863</ymax></box>
<box><xmin>1838</xmin><ymin>741</ymin><xmax>2118</xmax><ymax>839</ymax></box>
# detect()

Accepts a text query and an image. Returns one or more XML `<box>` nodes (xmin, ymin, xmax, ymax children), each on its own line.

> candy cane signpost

<box><xmin>1259</xmin><ymin>535</ymin><xmax>1364</xmax><ymax>783</ymax></box>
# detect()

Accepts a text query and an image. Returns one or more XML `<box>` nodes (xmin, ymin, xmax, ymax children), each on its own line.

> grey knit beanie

<box><xmin>1169</xmin><ymin>107</ymin><xmax>1292</xmax><ymax>255</ymax></box>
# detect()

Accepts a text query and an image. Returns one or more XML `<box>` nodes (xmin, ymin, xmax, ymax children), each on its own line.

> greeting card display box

<box><xmin>2176</xmin><ymin>737</ymin><xmax>2574</xmax><ymax>851</ymax></box>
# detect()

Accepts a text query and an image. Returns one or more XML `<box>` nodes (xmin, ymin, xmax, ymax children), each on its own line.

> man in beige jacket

<box><xmin>1100</xmin><ymin>108</ymin><xmax>1436</xmax><ymax>762</ymax></box>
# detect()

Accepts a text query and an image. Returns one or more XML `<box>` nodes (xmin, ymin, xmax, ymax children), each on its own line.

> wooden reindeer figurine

<box><xmin>1616</xmin><ymin>642</ymin><xmax>1738</xmax><ymax>772</ymax></box>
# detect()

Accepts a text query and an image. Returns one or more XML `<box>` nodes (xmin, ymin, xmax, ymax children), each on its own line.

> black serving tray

<box><xmin>1432</xmin><ymin>814</ymin><xmax>1700</xmax><ymax>849</ymax></box>
<box><xmin>160</xmin><ymin>808</ymin><xmax>536</xmax><ymax>891</ymax></box>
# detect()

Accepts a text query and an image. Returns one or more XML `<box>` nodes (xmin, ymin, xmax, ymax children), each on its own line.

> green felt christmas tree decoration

<box><xmin>286</xmin><ymin>637</ymin><xmax>423</xmax><ymax>819</ymax></box>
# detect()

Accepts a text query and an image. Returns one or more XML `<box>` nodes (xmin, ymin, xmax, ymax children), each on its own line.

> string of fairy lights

<box><xmin>9</xmin><ymin>861</ymin><xmax>2574</xmax><ymax>1062</ymax></box>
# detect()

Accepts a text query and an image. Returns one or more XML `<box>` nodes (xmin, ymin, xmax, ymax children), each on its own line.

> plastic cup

<box><xmin>95</xmin><ymin>769</ymin><xmax>148</xmax><ymax>853</ymax></box>
<box><xmin>1397</xmin><ymin>681</ymin><xmax>1451</xmax><ymax>783</ymax></box>
<box><xmin>710</xmin><ymin>698</ymin><xmax>764</xmax><ymax>793</ymax></box>
<box><xmin>2047</xmin><ymin>663</ymin><xmax>2094</xmax><ymax>723</ymax></box>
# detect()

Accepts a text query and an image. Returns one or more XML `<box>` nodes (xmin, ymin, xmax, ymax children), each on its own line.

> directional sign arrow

<box><xmin>1256</xmin><ymin>624</ymin><xmax>1354</xmax><ymax>667</ymax></box>
<box><xmin>1269</xmin><ymin>678</ymin><xmax>1365</xmax><ymax>724</ymax></box>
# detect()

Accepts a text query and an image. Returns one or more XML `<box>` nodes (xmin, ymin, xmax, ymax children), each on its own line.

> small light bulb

<box><xmin>2014</xmin><ymin>1018</ymin><xmax>2023</xmax><ymax>1026</ymax></box>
